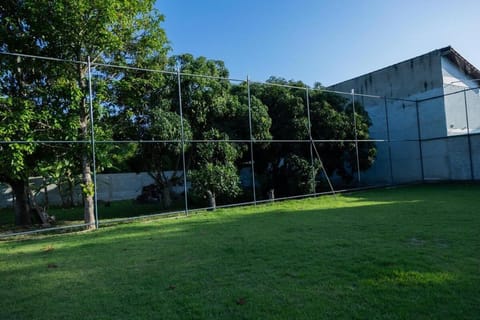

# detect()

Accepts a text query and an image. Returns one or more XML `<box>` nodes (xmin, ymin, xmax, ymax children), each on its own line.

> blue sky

<box><xmin>156</xmin><ymin>0</ymin><xmax>480</xmax><ymax>86</ymax></box>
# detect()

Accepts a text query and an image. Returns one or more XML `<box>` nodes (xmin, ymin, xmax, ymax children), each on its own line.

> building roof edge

<box><xmin>328</xmin><ymin>46</ymin><xmax>480</xmax><ymax>88</ymax></box>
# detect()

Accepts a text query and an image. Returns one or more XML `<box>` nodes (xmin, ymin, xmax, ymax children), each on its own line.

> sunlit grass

<box><xmin>364</xmin><ymin>270</ymin><xmax>457</xmax><ymax>287</ymax></box>
<box><xmin>0</xmin><ymin>184</ymin><xmax>479</xmax><ymax>319</ymax></box>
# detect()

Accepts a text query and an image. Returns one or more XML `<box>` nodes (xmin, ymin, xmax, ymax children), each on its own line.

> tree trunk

<box><xmin>150</xmin><ymin>172</ymin><xmax>173</xmax><ymax>209</ymax></box>
<box><xmin>43</xmin><ymin>177</ymin><xmax>49</xmax><ymax>210</ymax></box>
<box><xmin>82</xmin><ymin>153</ymin><xmax>96</xmax><ymax>230</ymax></box>
<box><xmin>11</xmin><ymin>179</ymin><xmax>32</xmax><ymax>226</ymax></box>
<box><xmin>80</xmin><ymin>94</ymin><xmax>95</xmax><ymax>229</ymax></box>
<box><xmin>68</xmin><ymin>177</ymin><xmax>74</xmax><ymax>207</ymax></box>
<box><xmin>206</xmin><ymin>190</ymin><xmax>216</xmax><ymax>211</ymax></box>
<box><xmin>162</xmin><ymin>184</ymin><xmax>172</xmax><ymax>209</ymax></box>
<box><xmin>78</xmin><ymin>60</ymin><xmax>96</xmax><ymax>230</ymax></box>
<box><xmin>267</xmin><ymin>188</ymin><xmax>275</xmax><ymax>202</ymax></box>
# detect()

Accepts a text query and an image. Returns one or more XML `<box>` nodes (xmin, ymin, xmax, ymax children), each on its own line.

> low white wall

<box><xmin>0</xmin><ymin>172</ymin><xmax>185</xmax><ymax>208</ymax></box>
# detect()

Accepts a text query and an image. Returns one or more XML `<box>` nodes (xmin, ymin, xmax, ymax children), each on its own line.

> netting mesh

<box><xmin>1</xmin><ymin>52</ymin><xmax>479</xmax><ymax>237</ymax></box>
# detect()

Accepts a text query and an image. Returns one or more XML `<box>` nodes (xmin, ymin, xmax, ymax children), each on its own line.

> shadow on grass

<box><xmin>0</xmin><ymin>198</ymin><xmax>186</xmax><ymax>236</ymax></box>
<box><xmin>1</xmin><ymin>183</ymin><xmax>478</xmax><ymax>235</ymax></box>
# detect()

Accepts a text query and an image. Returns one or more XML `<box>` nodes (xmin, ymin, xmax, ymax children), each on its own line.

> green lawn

<box><xmin>0</xmin><ymin>184</ymin><xmax>479</xmax><ymax>319</ymax></box>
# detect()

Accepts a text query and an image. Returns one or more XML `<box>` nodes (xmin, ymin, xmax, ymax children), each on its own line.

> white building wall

<box><xmin>329</xmin><ymin>49</ymin><xmax>447</xmax><ymax>185</ymax></box>
<box><xmin>442</xmin><ymin>57</ymin><xmax>480</xmax><ymax>136</ymax></box>
<box><xmin>465</xmin><ymin>89</ymin><xmax>480</xmax><ymax>133</ymax></box>
<box><xmin>330</xmin><ymin>48</ymin><xmax>480</xmax><ymax>184</ymax></box>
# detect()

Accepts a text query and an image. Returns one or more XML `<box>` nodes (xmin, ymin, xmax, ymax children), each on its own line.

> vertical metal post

<box><xmin>384</xmin><ymin>97</ymin><xmax>394</xmax><ymax>184</ymax></box>
<box><xmin>415</xmin><ymin>100</ymin><xmax>425</xmax><ymax>181</ymax></box>
<box><xmin>305</xmin><ymin>87</ymin><xmax>316</xmax><ymax>194</ymax></box>
<box><xmin>246</xmin><ymin>77</ymin><xmax>257</xmax><ymax>204</ymax></box>
<box><xmin>351</xmin><ymin>89</ymin><xmax>361</xmax><ymax>183</ymax></box>
<box><xmin>463</xmin><ymin>90</ymin><xmax>475</xmax><ymax>180</ymax></box>
<box><xmin>305</xmin><ymin>89</ymin><xmax>336</xmax><ymax>198</ymax></box>
<box><xmin>177</xmin><ymin>71</ymin><xmax>189</xmax><ymax>215</ymax></box>
<box><xmin>87</xmin><ymin>56</ymin><xmax>99</xmax><ymax>229</ymax></box>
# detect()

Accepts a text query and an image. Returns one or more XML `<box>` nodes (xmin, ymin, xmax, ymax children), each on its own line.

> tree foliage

<box><xmin>112</xmin><ymin>54</ymin><xmax>273</xmax><ymax>208</ymax></box>
<box><xmin>170</xmin><ymin>55</ymin><xmax>265</xmax><ymax>207</ymax></box>
<box><xmin>0</xmin><ymin>0</ymin><xmax>169</xmax><ymax>226</ymax></box>
<box><xmin>251</xmin><ymin>77</ymin><xmax>376</xmax><ymax>197</ymax></box>
<box><xmin>1</xmin><ymin>1</ymin><xmax>376</xmax><ymax>224</ymax></box>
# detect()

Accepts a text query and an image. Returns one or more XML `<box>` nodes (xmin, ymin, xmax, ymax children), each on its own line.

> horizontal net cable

<box><xmin>0</xmin><ymin>222</ymin><xmax>94</xmax><ymax>239</ymax></box>
<box><xmin>0</xmin><ymin>138</ymin><xmax>388</xmax><ymax>144</ymax></box>
<box><xmin>0</xmin><ymin>50</ymin><xmax>417</xmax><ymax>102</ymax></box>
<box><xmin>0</xmin><ymin>51</ymin><xmax>88</xmax><ymax>65</ymax></box>
<box><xmin>5</xmin><ymin>136</ymin><xmax>475</xmax><ymax>145</ymax></box>
<box><xmin>417</xmin><ymin>86</ymin><xmax>480</xmax><ymax>102</ymax></box>
<box><xmin>98</xmin><ymin>209</ymin><xmax>188</xmax><ymax>226</ymax></box>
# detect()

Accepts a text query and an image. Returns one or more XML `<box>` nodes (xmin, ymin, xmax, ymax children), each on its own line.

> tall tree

<box><xmin>0</xmin><ymin>0</ymin><xmax>169</xmax><ymax>227</ymax></box>
<box><xmin>0</xmin><ymin>54</ymin><xmax>47</xmax><ymax>225</ymax></box>
<box><xmin>166</xmin><ymin>54</ymin><xmax>272</xmax><ymax>207</ymax></box>
<box><xmin>0</xmin><ymin>1</ymin><xmax>61</xmax><ymax>225</ymax></box>
<box><xmin>250</xmin><ymin>77</ymin><xmax>376</xmax><ymax>196</ymax></box>
<box><xmin>110</xmin><ymin>47</ymin><xmax>184</xmax><ymax>208</ymax></box>
<box><xmin>169</xmin><ymin>54</ymin><xmax>242</xmax><ymax>207</ymax></box>
<box><xmin>249</xmin><ymin>77</ymin><xmax>310</xmax><ymax>196</ymax></box>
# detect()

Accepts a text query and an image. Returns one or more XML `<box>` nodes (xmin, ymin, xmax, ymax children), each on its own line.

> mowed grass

<box><xmin>0</xmin><ymin>184</ymin><xmax>479</xmax><ymax>319</ymax></box>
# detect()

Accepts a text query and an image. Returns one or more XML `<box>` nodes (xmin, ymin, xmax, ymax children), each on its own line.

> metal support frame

<box><xmin>384</xmin><ymin>98</ymin><xmax>394</xmax><ymax>184</ymax></box>
<box><xmin>415</xmin><ymin>100</ymin><xmax>425</xmax><ymax>181</ymax></box>
<box><xmin>305</xmin><ymin>87</ymin><xmax>316</xmax><ymax>193</ymax></box>
<box><xmin>9</xmin><ymin>50</ymin><xmax>478</xmax><ymax>238</ymax></box>
<box><xmin>351</xmin><ymin>89</ymin><xmax>361</xmax><ymax>183</ymax></box>
<box><xmin>303</xmin><ymin>87</ymin><xmax>336</xmax><ymax>198</ymax></box>
<box><xmin>309</xmin><ymin>139</ymin><xmax>337</xmax><ymax>198</ymax></box>
<box><xmin>463</xmin><ymin>90</ymin><xmax>475</xmax><ymax>180</ymax></box>
<box><xmin>177</xmin><ymin>70</ymin><xmax>189</xmax><ymax>215</ymax></box>
<box><xmin>246</xmin><ymin>77</ymin><xmax>257</xmax><ymax>204</ymax></box>
<box><xmin>87</xmin><ymin>56</ymin><xmax>99</xmax><ymax>229</ymax></box>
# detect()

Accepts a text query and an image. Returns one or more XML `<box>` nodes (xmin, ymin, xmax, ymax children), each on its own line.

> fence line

<box><xmin>1</xmin><ymin>50</ymin><xmax>480</xmax><ymax>238</ymax></box>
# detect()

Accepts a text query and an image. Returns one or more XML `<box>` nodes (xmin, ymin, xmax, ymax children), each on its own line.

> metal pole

<box><xmin>177</xmin><ymin>71</ymin><xmax>189</xmax><ymax>215</ymax></box>
<box><xmin>303</xmin><ymin>88</ymin><xmax>336</xmax><ymax>198</ymax></box>
<box><xmin>305</xmin><ymin>87</ymin><xmax>316</xmax><ymax>194</ymax></box>
<box><xmin>246</xmin><ymin>76</ymin><xmax>257</xmax><ymax>204</ymax></box>
<box><xmin>384</xmin><ymin>97</ymin><xmax>394</xmax><ymax>184</ymax></box>
<box><xmin>351</xmin><ymin>89</ymin><xmax>361</xmax><ymax>183</ymax></box>
<box><xmin>415</xmin><ymin>100</ymin><xmax>425</xmax><ymax>181</ymax></box>
<box><xmin>310</xmin><ymin>138</ymin><xmax>337</xmax><ymax>198</ymax></box>
<box><xmin>87</xmin><ymin>56</ymin><xmax>99</xmax><ymax>229</ymax></box>
<box><xmin>463</xmin><ymin>90</ymin><xmax>475</xmax><ymax>180</ymax></box>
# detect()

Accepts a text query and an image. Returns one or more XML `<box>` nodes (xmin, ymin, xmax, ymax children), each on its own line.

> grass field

<box><xmin>0</xmin><ymin>184</ymin><xmax>479</xmax><ymax>319</ymax></box>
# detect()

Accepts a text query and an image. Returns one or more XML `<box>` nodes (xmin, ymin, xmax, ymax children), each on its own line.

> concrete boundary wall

<box><xmin>0</xmin><ymin>172</ymin><xmax>185</xmax><ymax>208</ymax></box>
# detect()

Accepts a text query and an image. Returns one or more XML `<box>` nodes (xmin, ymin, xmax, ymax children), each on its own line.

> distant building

<box><xmin>328</xmin><ymin>46</ymin><xmax>480</xmax><ymax>184</ymax></box>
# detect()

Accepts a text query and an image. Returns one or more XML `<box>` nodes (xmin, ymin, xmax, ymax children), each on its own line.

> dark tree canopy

<box><xmin>0</xmin><ymin>0</ymin><xmax>169</xmax><ymax>226</ymax></box>
<box><xmin>250</xmin><ymin>77</ymin><xmax>376</xmax><ymax>197</ymax></box>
